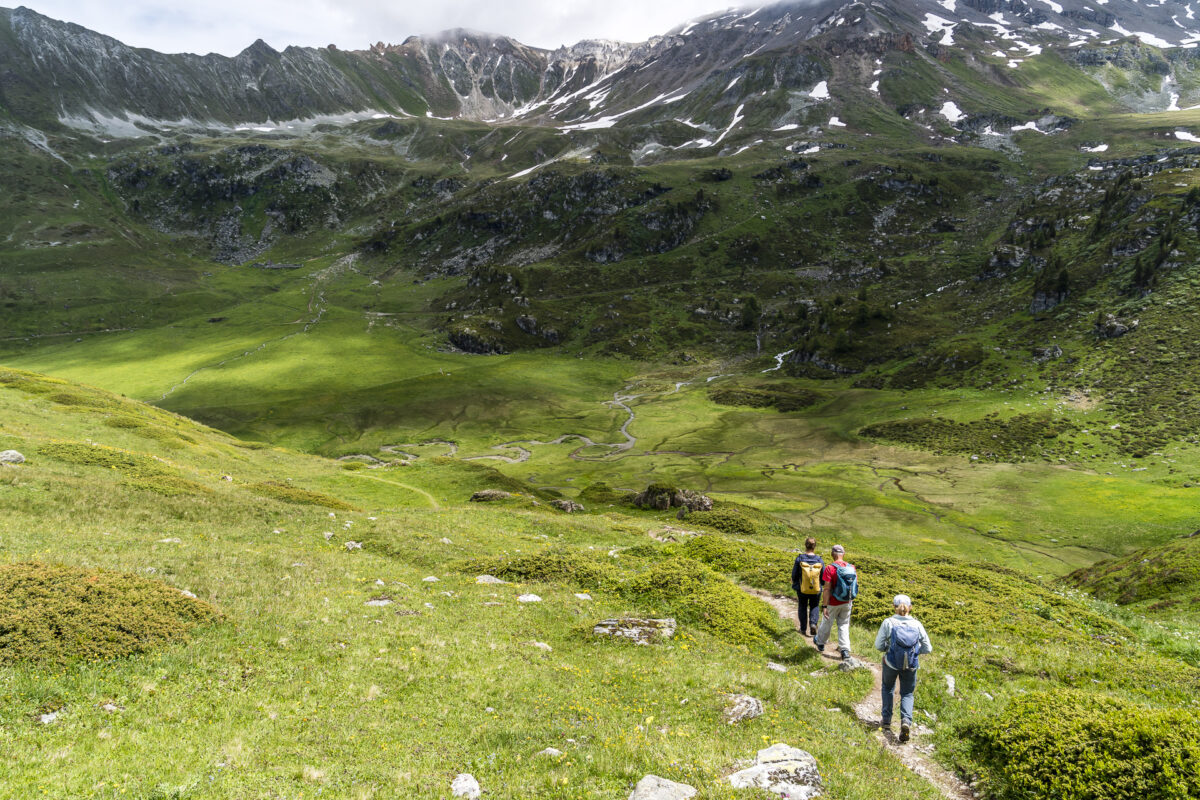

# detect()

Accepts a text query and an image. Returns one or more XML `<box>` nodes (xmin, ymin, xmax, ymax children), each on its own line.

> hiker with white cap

<box><xmin>874</xmin><ymin>594</ymin><xmax>933</xmax><ymax>743</ymax></box>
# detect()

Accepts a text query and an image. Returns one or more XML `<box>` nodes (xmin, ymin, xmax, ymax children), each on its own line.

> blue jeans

<box><xmin>797</xmin><ymin>592</ymin><xmax>821</xmax><ymax>634</ymax></box>
<box><xmin>881</xmin><ymin>662</ymin><xmax>917</xmax><ymax>725</ymax></box>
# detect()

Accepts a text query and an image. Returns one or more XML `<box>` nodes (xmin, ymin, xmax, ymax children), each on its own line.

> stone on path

<box><xmin>517</xmin><ymin>594</ymin><xmax>542</xmax><ymax>603</ymax></box>
<box><xmin>838</xmin><ymin>656</ymin><xmax>871</xmax><ymax>672</ymax></box>
<box><xmin>593</xmin><ymin>617</ymin><xmax>676</xmax><ymax>644</ymax></box>
<box><xmin>629</xmin><ymin>774</ymin><xmax>697</xmax><ymax>800</ymax></box>
<box><xmin>727</xmin><ymin>743</ymin><xmax>823</xmax><ymax>799</ymax></box>
<box><xmin>451</xmin><ymin>773</ymin><xmax>481</xmax><ymax>799</ymax></box>
<box><xmin>723</xmin><ymin>694</ymin><xmax>764</xmax><ymax>725</ymax></box>
<box><xmin>470</xmin><ymin>489</ymin><xmax>512</xmax><ymax>502</ymax></box>
<box><xmin>476</xmin><ymin>575</ymin><xmax>506</xmax><ymax>585</ymax></box>
<box><xmin>0</xmin><ymin>450</ymin><xmax>25</xmax><ymax>464</ymax></box>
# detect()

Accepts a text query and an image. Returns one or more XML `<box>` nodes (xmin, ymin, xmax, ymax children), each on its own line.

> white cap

<box><xmin>893</xmin><ymin>594</ymin><xmax>912</xmax><ymax>607</ymax></box>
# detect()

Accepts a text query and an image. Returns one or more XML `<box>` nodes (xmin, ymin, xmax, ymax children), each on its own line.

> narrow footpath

<box><xmin>745</xmin><ymin>588</ymin><xmax>976</xmax><ymax>800</ymax></box>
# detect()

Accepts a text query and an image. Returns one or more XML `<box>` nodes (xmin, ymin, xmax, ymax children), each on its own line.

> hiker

<box><xmin>874</xmin><ymin>594</ymin><xmax>933</xmax><ymax>744</ymax></box>
<box><xmin>790</xmin><ymin>537</ymin><xmax>824</xmax><ymax>636</ymax></box>
<box><xmin>814</xmin><ymin>544</ymin><xmax>857</xmax><ymax>660</ymax></box>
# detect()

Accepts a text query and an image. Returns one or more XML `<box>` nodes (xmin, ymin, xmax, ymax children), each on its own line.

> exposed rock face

<box><xmin>552</xmin><ymin>499</ymin><xmax>585</xmax><ymax>513</ymax></box>
<box><xmin>1032</xmin><ymin>345</ymin><xmax>1063</xmax><ymax>363</ymax></box>
<box><xmin>0</xmin><ymin>450</ymin><xmax>25</xmax><ymax>464</ymax></box>
<box><xmin>450</xmin><ymin>327</ymin><xmax>506</xmax><ymax>355</ymax></box>
<box><xmin>722</xmin><ymin>694</ymin><xmax>765</xmax><ymax>724</ymax></box>
<box><xmin>470</xmin><ymin>489</ymin><xmax>512</xmax><ymax>502</ymax></box>
<box><xmin>593</xmin><ymin>617</ymin><xmax>676</xmax><ymax>643</ymax></box>
<box><xmin>1094</xmin><ymin>313</ymin><xmax>1138</xmax><ymax>339</ymax></box>
<box><xmin>629</xmin><ymin>775</ymin><xmax>697</xmax><ymax>800</ymax></box>
<box><xmin>1030</xmin><ymin>289</ymin><xmax>1067</xmax><ymax>313</ymax></box>
<box><xmin>632</xmin><ymin>485</ymin><xmax>713</xmax><ymax>512</ymax></box>
<box><xmin>727</xmin><ymin>744</ymin><xmax>823</xmax><ymax>799</ymax></box>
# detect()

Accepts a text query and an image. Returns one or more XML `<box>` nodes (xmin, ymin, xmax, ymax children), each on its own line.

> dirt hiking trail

<box><xmin>745</xmin><ymin>587</ymin><xmax>976</xmax><ymax>800</ymax></box>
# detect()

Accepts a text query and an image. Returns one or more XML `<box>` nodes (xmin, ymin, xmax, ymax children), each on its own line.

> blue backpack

<box><xmin>831</xmin><ymin>563</ymin><xmax>858</xmax><ymax>602</ymax></box>
<box><xmin>887</xmin><ymin>620</ymin><xmax>922</xmax><ymax>671</ymax></box>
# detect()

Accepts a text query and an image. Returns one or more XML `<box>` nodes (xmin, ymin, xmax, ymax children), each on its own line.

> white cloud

<box><xmin>25</xmin><ymin>0</ymin><xmax>773</xmax><ymax>55</ymax></box>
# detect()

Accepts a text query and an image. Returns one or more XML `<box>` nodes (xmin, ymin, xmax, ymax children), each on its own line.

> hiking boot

<box><xmin>899</xmin><ymin>723</ymin><xmax>911</xmax><ymax>743</ymax></box>
<box><xmin>880</xmin><ymin>719</ymin><xmax>892</xmax><ymax>732</ymax></box>
<box><xmin>840</xmin><ymin>650</ymin><xmax>851</xmax><ymax>661</ymax></box>
<box><xmin>813</xmin><ymin>641</ymin><xmax>824</xmax><ymax>652</ymax></box>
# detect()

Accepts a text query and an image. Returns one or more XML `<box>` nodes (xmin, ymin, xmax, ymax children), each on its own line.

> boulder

<box><xmin>475</xmin><ymin>575</ymin><xmax>506</xmax><ymax>585</ymax></box>
<box><xmin>1094</xmin><ymin>313</ymin><xmax>1137</xmax><ymax>339</ymax></box>
<box><xmin>537</xmin><ymin>747</ymin><xmax>564</xmax><ymax>758</ymax></box>
<box><xmin>629</xmin><ymin>774</ymin><xmax>697</xmax><ymax>800</ymax></box>
<box><xmin>723</xmin><ymin>694</ymin><xmax>765</xmax><ymax>724</ymax></box>
<box><xmin>632</xmin><ymin>484</ymin><xmax>713</xmax><ymax>512</ymax></box>
<box><xmin>552</xmin><ymin>499</ymin><xmax>585</xmax><ymax>513</ymax></box>
<box><xmin>1032</xmin><ymin>345</ymin><xmax>1062</xmax><ymax>363</ymax></box>
<box><xmin>471</xmin><ymin>489</ymin><xmax>512</xmax><ymax>502</ymax></box>
<box><xmin>451</xmin><ymin>773</ymin><xmax>481</xmax><ymax>799</ymax></box>
<box><xmin>727</xmin><ymin>743</ymin><xmax>823</xmax><ymax>799</ymax></box>
<box><xmin>0</xmin><ymin>450</ymin><xmax>25</xmax><ymax>464</ymax></box>
<box><xmin>517</xmin><ymin>594</ymin><xmax>542</xmax><ymax>603</ymax></box>
<box><xmin>593</xmin><ymin>617</ymin><xmax>676</xmax><ymax>644</ymax></box>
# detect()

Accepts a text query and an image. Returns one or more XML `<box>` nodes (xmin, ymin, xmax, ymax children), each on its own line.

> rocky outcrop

<box><xmin>470</xmin><ymin>489</ymin><xmax>512</xmax><ymax>502</ymax></box>
<box><xmin>722</xmin><ymin>694</ymin><xmax>765</xmax><ymax>725</ymax></box>
<box><xmin>632</xmin><ymin>484</ymin><xmax>713</xmax><ymax>512</ymax></box>
<box><xmin>727</xmin><ymin>744</ymin><xmax>823</xmax><ymax>799</ymax></box>
<box><xmin>1094</xmin><ymin>314</ymin><xmax>1138</xmax><ymax>339</ymax></box>
<box><xmin>629</xmin><ymin>775</ymin><xmax>697</xmax><ymax>800</ymax></box>
<box><xmin>552</xmin><ymin>499</ymin><xmax>585</xmax><ymax>513</ymax></box>
<box><xmin>593</xmin><ymin>617</ymin><xmax>676</xmax><ymax>643</ymax></box>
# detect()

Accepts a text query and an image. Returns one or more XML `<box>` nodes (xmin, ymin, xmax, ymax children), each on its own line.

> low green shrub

<box><xmin>458</xmin><ymin>547</ymin><xmax>623</xmax><ymax>591</ymax></box>
<box><xmin>969</xmin><ymin>690</ymin><xmax>1200</xmax><ymax>800</ymax></box>
<box><xmin>626</xmin><ymin>557</ymin><xmax>784</xmax><ymax>646</ymax></box>
<box><xmin>859</xmin><ymin>412</ymin><xmax>1077</xmax><ymax>462</ymax></box>
<box><xmin>247</xmin><ymin>481</ymin><xmax>357</xmax><ymax>510</ymax></box>
<box><xmin>341</xmin><ymin>461</ymin><xmax>367</xmax><ymax>471</ymax></box>
<box><xmin>1066</xmin><ymin>535</ymin><xmax>1200</xmax><ymax>612</ymax></box>
<box><xmin>688</xmin><ymin>500</ymin><xmax>795</xmax><ymax>538</ymax></box>
<box><xmin>122</xmin><ymin>475</ymin><xmax>215</xmax><ymax>496</ymax></box>
<box><xmin>708</xmin><ymin>386</ymin><xmax>819</xmax><ymax>412</ymax></box>
<box><xmin>38</xmin><ymin>442</ymin><xmax>173</xmax><ymax>478</ymax></box>
<box><xmin>578</xmin><ymin>482</ymin><xmax>632</xmax><ymax>504</ymax></box>
<box><xmin>0</xmin><ymin>563</ymin><xmax>220</xmax><ymax>665</ymax></box>
<box><xmin>678</xmin><ymin>535</ymin><xmax>795</xmax><ymax>594</ymax></box>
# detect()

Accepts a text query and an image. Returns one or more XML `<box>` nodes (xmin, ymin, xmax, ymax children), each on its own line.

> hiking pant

<box><xmin>814</xmin><ymin>602</ymin><xmax>852</xmax><ymax>654</ymax></box>
<box><xmin>797</xmin><ymin>592</ymin><xmax>821</xmax><ymax>634</ymax></box>
<box><xmin>881</xmin><ymin>662</ymin><xmax>917</xmax><ymax>726</ymax></box>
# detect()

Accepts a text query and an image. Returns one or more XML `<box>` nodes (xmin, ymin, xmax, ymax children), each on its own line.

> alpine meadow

<box><xmin>3</xmin><ymin>0</ymin><xmax>1200</xmax><ymax>798</ymax></box>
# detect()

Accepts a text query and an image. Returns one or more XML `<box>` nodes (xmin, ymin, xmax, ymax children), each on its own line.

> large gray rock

<box><xmin>0</xmin><ymin>450</ymin><xmax>25</xmax><ymax>464</ymax></box>
<box><xmin>722</xmin><ymin>694</ymin><xmax>765</xmax><ymax>724</ymax></box>
<box><xmin>552</xmin><ymin>499</ymin><xmax>585</xmax><ymax>513</ymax></box>
<box><xmin>470</xmin><ymin>489</ymin><xmax>512</xmax><ymax>502</ymax></box>
<box><xmin>727</xmin><ymin>743</ymin><xmax>823</xmax><ymax>799</ymax></box>
<box><xmin>1094</xmin><ymin>313</ymin><xmax>1138</xmax><ymax>339</ymax></box>
<box><xmin>629</xmin><ymin>774</ymin><xmax>697</xmax><ymax>800</ymax></box>
<box><xmin>593</xmin><ymin>617</ymin><xmax>676</xmax><ymax>644</ymax></box>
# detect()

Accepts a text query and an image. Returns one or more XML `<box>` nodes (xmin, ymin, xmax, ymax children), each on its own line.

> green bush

<box><xmin>859</xmin><ymin>412</ymin><xmax>1077</xmax><ymax>462</ymax></box>
<box><xmin>969</xmin><ymin>690</ymin><xmax>1200</xmax><ymax>800</ymax></box>
<box><xmin>626</xmin><ymin>557</ymin><xmax>783</xmax><ymax>646</ymax></box>
<box><xmin>689</xmin><ymin>500</ymin><xmax>794</xmax><ymax>538</ymax></box>
<box><xmin>39</xmin><ymin>442</ymin><xmax>174</xmax><ymax>478</ymax></box>
<box><xmin>247</xmin><ymin>481</ymin><xmax>357</xmax><ymax>510</ymax></box>
<box><xmin>123</xmin><ymin>475</ymin><xmax>214</xmax><ymax>496</ymax></box>
<box><xmin>0</xmin><ymin>563</ymin><xmax>220</xmax><ymax>665</ymax></box>
<box><xmin>578</xmin><ymin>482</ymin><xmax>632</xmax><ymax>504</ymax></box>
<box><xmin>708</xmin><ymin>386</ymin><xmax>819</xmax><ymax>412</ymax></box>
<box><xmin>459</xmin><ymin>547</ymin><xmax>623</xmax><ymax>590</ymax></box>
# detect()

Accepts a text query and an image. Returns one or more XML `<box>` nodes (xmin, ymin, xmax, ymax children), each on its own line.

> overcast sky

<box><xmin>23</xmin><ymin>0</ymin><xmax>765</xmax><ymax>55</ymax></box>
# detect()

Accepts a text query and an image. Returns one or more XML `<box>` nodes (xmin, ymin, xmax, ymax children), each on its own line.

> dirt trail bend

<box><xmin>744</xmin><ymin>587</ymin><xmax>976</xmax><ymax>800</ymax></box>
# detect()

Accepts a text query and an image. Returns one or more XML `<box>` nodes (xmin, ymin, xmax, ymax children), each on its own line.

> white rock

<box><xmin>323</xmin><ymin>532</ymin><xmax>334</xmax><ymax>541</ymax></box>
<box><xmin>423</xmin><ymin>576</ymin><xmax>439</xmax><ymax>582</ymax></box>
<box><xmin>476</xmin><ymin>575</ymin><xmax>506</xmax><ymax>585</ymax></box>
<box><xmin>39</xmin><ymin>712</ymin><xmax>58</xmax><ymax>724</ymax></box>
<box><xmin>221</xmin><ymin>474</ymin><xmax>232</xmax><ymax>481</ymax></box>
<box><xmin>100</xmin><ymin>703</ymin><xmax>122</xmax><ymax>713</ymax></box>
<box><xmin>629</xmin><ymin>774</ymin><xmax>697</xmax><ymax>800</ymax></box>
<box><xmin>574</xmin><ymin>592</ymin><xmax>592</xmax><ymax>601</ymax></box>
<box><xmin>526</xmin><ymin>641</ymin><xmax>553</xmax><ymax>651</ymax></box>
<box><xmin>536</xmin><ymin>747</ymin><xmax>564</xmax><ymax>758</ymax></box>
<box><xmin>767</xmin><ymin>661</ymin><xmax>788</xmax><ymax>673</ymax></box>
<box><xmin>344</xmin><ymin>541</ymin><xmax>362</xmax><ymax>551</ymax></box>
<box><xmin>723</xmin><ymin>694</ymin><xmax>764</xmax><ymax>724</ymax></box>
<box><xmin>0</xmin><ymin>450</ymin><xmax>25</xmax><ymax>464</ymax></box>
<box><xmin>517</xmin><ymin>594</ymin><xmax>542</xmax><ymax>603</ymax></box>
<box><xmin>945</xmin><ymin>674</ymin><xmax>956</xmax><ymax>696</ymax></box>
<box><xmin>727</xmin><ymin>744</ymin><xmax>823</xmax><ymax>799</ymax></box>
<box><xmin>179</xmin><ymin>589</ymin><xmax>197</xmax><ymax>599</ymax></box>
<box><xmin>451</xmin><ymin>773</ymin><xmax>481</xmax><ymax>799</ymax></box>
<box><xmin>593</xmin><ymin>617</ymin><xmax>676</xmax><ymax>643</ymax></box>
<box><xmin>440</xmin><ymin>537</ymin><xmax>453</xmax><ymax>544</ymax></box>
<box><xmin>375</xmin><ymin>579</ymin><xmax>386</xmax><ymax>586</ymax></box>
<box><xmin>157</xmin><ymin>537</ymin><xmax>181</xmax><ymax>544</ymax></box>
<box><xmin>365</xmin><ymin>598</ymin><xmax>392</xmax><ymax>607</ymax></box>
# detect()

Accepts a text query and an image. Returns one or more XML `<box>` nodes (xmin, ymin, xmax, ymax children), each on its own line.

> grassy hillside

<box><xmin>1</xmin><ymin>368</ymin><xmax>1197</xmax><ymax>799</ymax></box>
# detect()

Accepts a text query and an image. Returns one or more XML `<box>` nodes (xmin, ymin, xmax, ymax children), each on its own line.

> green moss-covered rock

<box><xmin>0</xmin><ymin>563</ymin><xmax>220</xmax><ymax>665</ymax></box>
<box><xmin>969</xmin><ymin>690</ymin><xmax>1200</xmax><ymax>800</ymax></box>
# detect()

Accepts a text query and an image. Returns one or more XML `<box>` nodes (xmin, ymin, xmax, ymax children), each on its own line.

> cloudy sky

<box><xmin>25</xmin><ymin>0</ymin><xmax>763</xmax><ymax>55</ymax></box>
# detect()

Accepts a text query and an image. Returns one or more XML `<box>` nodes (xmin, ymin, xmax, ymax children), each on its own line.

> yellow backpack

<box><xmin>799</xmin><ymin>561</ymin><xmax>822</xmax><ymax>594</ymax></box>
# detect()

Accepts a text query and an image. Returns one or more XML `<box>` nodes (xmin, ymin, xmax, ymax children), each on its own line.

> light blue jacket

<box><xmin>874</xmin><ymin>614</ymin><xmax>933</xmax><ymax>670</ymax></box>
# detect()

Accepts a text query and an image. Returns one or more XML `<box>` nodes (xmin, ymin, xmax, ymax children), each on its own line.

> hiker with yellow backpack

<box><xmin>790</xmin><ymin>537</ymin><xmax>824</xmax><ymax>637</ymax></box>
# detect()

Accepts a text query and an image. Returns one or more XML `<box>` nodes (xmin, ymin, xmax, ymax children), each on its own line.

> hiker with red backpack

<box><xmin>874</xmin><ymin>594</ymin><xmax>933</xmax><ymax>743</ymax></box>
<box><xmin>790</xmin><ymin>537</ymin><xmax>824</xmax><ymax>636</ymax></box>
<box><xmin>813</xmin><ymin>544</ymin><xmax>857</xmax><ymax>661</ymax></box>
